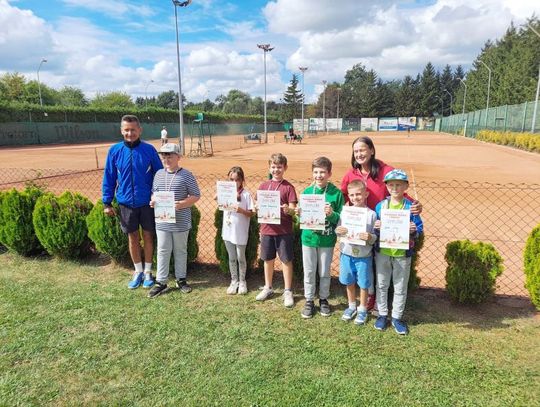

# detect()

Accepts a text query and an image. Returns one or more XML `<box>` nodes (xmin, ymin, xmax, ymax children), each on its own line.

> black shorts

<box><xmin>260</xmin><ymin>234</ymin><xmax>294</xmax><ymax>263</ymax></box>
<box><xmin>118</xmin><ymin>204</ymin><xmax>155</xmax><ymax>234</ymax></box>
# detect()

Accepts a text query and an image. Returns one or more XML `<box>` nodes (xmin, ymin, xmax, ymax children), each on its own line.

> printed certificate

<box><xmin>154</xmin><ymin>191</ymin><xmax>176</xmax><ymax>223</ymax></box>
<box><xmin>299</xmin><ymin>194</ymin><xmax>325</xmax><ymax>230</ymax></box>
<box><xmin>257</xmin><ymin>190</ymin><xmax>281</xmax><ymax>224</ymax></box>
<box><xmin>380</xmin><ymin>208</ymin><xmax>410</xmax><ymax>249</ymax></box>
<box><xmin>340</xmin><ymin>206</ymin><xmax>368</xmax><ymax>245</ymax></box>
<box><xmin>216</xmin><ymin>181</ymin><xmax>237</xmax><ymax>211</ymax></box>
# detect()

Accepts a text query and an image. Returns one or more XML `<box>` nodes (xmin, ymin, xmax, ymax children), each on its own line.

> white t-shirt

<box><xmin>161</xmin><ymin>129</ymin><xmax>168</xmax><ymax>139</ymax></box>
<box><xmin>221</xmin><ymin>189</ymin><xmax>254</xmax><ymax>245</ymax></box>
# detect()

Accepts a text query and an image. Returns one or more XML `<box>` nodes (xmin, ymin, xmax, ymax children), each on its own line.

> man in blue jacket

<box><xmin>102</xmin><ymin>115</ymin><xmax>163</xmax><ymax>289</ymax></box>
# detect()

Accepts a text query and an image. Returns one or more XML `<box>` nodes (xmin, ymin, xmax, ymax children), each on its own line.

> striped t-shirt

<box><xmin>152</xmin><ymin>168</ymin><xmax>200</xmax><ymax>232</ymax></box>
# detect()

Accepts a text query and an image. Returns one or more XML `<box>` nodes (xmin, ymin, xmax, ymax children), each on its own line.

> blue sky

<box><xmin>0</xmin><ymin>0</ymin><xmax>536</xmax><ymax>103</ymax></box>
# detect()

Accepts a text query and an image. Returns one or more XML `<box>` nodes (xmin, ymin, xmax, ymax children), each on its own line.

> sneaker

<box><xmin>391</xmin><ymin>318</ymin><xmax>409</xmax><ymax>335</ymax></box>
<box><xmin>283</xmin><ymin>290</ymin><xmax>294</xmax><ymax>308</ymax></box>
<box><xmin>374</xmin><ymin>315</ymin><xmax>388</xmax><ymax>331</ymax></box>
<box><xmin>176</xmin><ymin>279</ymin><xmax>192</xmax><ymax>293</ymax></box>
<box><xmin>319</xmin><ymin>299</ymin><xmax>331</xmax><ymax>317</ymax></box>
<box><xmin>226</xmin><ymin>281</ymin><xmax>239</xmax><ymax>295</ymax></box>
<box><xmin>148</xmin><ymin>282</ymin><xmax>168</xmax><ymax>298</ymax></box>
<box><xmin>354</xmin><ymin>310</ymin><xmax>368</xmax><ymax>325</ymax></box>
<box><xmin>301</xmin><ymin>300</ymin><xmax>316</xmax><ymax>319</ymax></box>
<box><xmin>255</xmin><ymin>286</ymin><xmax>274</xmax><ymax>301</ymax></box>
<box><xmin>142</xmin><ymin>273</ymin><xmax>155</xmax><ymax>288</ymax></box>
<box><xmin>366</xmin><ymin>294</ymin><xmax>376</xmax><ymax>311</ymax></box>
<box><xmin>341</xmin><ymin>307</ymin><xmax>357</xmax><ymax>321</ymax></box>
<box><xmin>237</xmin><ymin>281</ymin><xmax>248</xmax><ymax>295</ymax></box>
<box><xmin>128</xmin><ymin>272</ymin><xmax>144</xmax><ymax>289</ymax></box>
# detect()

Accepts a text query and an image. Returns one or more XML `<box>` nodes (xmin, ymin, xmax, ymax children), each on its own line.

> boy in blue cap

<box><xmin>373</xmin><ymin>169</ymin><xmax>423</xmax><ymax>335</ymax></box>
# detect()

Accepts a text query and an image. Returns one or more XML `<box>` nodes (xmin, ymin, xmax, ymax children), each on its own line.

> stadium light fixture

<box><xmin>479</xmin><ymin>60</ymin><xmax>492</xmax><ymax>127</ymax></box>
<box><xmin>172</xmin><ymin>0</ymin><xmax>191</xmax><ymax>155</ymax></box>
<box><xmin>322</xmin><ymin>80</ymin><xmax>327</xmax><ymax>133</ymax></box>
<box><xmin>444</xmin><ymin>89</ymin><xmax>453</xmax><ymax>115</ymax></box>
<box><xmin>299</xmin><ymin>67</ymin><xmax>308</xmax><ymax>138</ymax></box>
<box><xmin>37</xmin><ymin>58</ymin><xmax>47</xmax><ymax>108</ymax></box>
<box><xmin>257</xmin><ymin>44</ymin><xmax>274</xmax><ymax>143</ymax></box>
<box><xmin>528</xmin><ymin>23</ymin><xmax>540</xmax><ymax>133</ymax></box>
<box><xmin>144</xmin><ymin>79</ymin><xmax>154</xmax><ymax>109</ymax></box>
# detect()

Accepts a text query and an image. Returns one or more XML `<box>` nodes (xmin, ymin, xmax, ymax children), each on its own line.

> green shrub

<box><xmin>214</xmin><ymin>208</ymin><xmax>260</xmax><ymax>275</ymax></box>
<box><xmin>409</xmin><ymin>232</ymin><xmax>424</xmax><ymax>291</ymax></box>
<box><xmin>86</xmin><ymin>200</ymin><xmax>130</xmax><ymax>265</ymax></box>
<box><xmin>187</xmin><ymin>205</ymin><xmax>201</xmax><ymax>264</ymax></box>
<box><xmin>0</xmin><ymin>187</ymin><xmax>44</xmax><ymax>255</ymax></box>
<box><xmin>33</xmin><ymin>191</ymin><xmax>94</xmax><ymax>259</ymax></box>
<box><xmin>292</xmin><ymin>216</ymin><xmax>304</xmax><ymax>279</ymax></box>
<box><xmin>524</xmin><ymin>224</ymin><xmax>540</xmax><ymax>309</ymax></box>
<box><xmin>445</xmin><ymin>240</ymin><xmax>503</xmax><ymax>304</ymax></box>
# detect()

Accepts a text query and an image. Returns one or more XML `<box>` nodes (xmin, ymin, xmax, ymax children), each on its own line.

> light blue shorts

<box><xmin>339</xmin><ymin>253</ymin><xmax>372</xmax><ymax>289</ymax></box>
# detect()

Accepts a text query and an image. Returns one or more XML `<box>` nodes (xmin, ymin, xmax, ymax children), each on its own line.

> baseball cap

<box><xmin>383</xmin><ymin>169</ymin><xmax>408</xmax><ymax>183</ymax></box>
<box><xmin>159</xmin><ymin>143</ymin><xmax>180</xmax><ymax>155</ymax></box>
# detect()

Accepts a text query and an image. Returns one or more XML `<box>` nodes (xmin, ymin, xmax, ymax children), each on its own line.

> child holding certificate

<box><xmin>373</xmin><ymin>169</ymin><xmax>423</xmax><ymax>334</ymax></box>
<box><xmin>335</xmin><ymin>180</ymin><xmax>377</xmax><ymax>325</ymax></box>
<box><xmin>219</xmin><ymin>167</ymin><xmax>254</xmax><ymax>295</ymax></box>
<box><xmin>255</xmin><ymin>153</ymin><xmax>298</xmax><ymax>308</ymax></box>
<box><xmin>296</xmin><ymin>157</ymin><xmax>344</xmax><ymax>319</ymax></box>
<box><xmin>147</xmin><ymin>143</ymin><xmax>201</xmax><ymax>298</ymax></box>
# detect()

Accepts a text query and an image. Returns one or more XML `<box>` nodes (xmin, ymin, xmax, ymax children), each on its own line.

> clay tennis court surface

<box><xmin>1</xmin><ymin>131</ymin><xmax>539</xmax><ymax>296</ymax></box>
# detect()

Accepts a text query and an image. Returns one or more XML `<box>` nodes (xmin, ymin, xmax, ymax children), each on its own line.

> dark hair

<box><xmin>121</xmin><ymin>114</ymin><xmax>141</xmax><ymax>127</ymax></box>
<box><xmin>228</xmin><ymin>166</ymin><xmax>245</xmax><ymax>201</ymax></box>
<box><xmin>350</xmin><ymin>136</ymin><xmax>381</xmax><ymax>180</ymax></box>
<box><xmin>312</xmin><ymin>156</ymin><xmax>332</xmax><ymax>173</ymax></box>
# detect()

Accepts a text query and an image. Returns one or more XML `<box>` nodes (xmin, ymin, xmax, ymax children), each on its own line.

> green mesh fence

<box><xmin>440</xmin><ymin>100</ymin><xmax>540</xmax><ymax>137</ymax></box>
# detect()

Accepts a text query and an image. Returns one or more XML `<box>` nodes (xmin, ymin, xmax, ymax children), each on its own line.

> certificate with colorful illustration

<box><xmin>257</xmin><ymin>190</ymin><xmax>281</xmax><ymax>224</ymax></box>
<box><xmin>340</xmin><ymin>206</ymin><xmax>368</xmax><ymax>245</ymax></box>
<box><xmin>216</xmin><ymin>181</ymin><xmax>237</xmax><ymax>211</ymax></box>
<box><xmin>299</xmin><ymin>194</ymin><xmax>325</xmax><ymax>230</ymax></box>
<box><xmin>154</xmin><ymin>191</ymin><xmax>176</xmax><ymax>223</ymax></box>
<box><xmin>380</xmin><ymin>208</ymin><xmax>410</xmax><ymax>249</ymax></box>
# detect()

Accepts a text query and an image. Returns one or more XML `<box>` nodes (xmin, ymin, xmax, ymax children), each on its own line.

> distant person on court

<box><xmin>102</xmin><ymin>114</ymin><xmax>163</xmax><ymax>289</ymax></box>
<box><xmin>161</xmin><ymin>126</ymin><xmax>168</xmax><ymax>146</ymax></box>
<box><xmin>255</xmin><ymin>153</ymin><xmax>298</xmax><ymax>307</ymax></box>
<box><xmin>340</xmin><ymin>136</ymin><xmax>423</xmax><ymax>311</ymax></box>
<box><xmin>373</xmin><ymin>169</ymin><xmax>423</xmax><ymax>335</ymax></box>
<box><xmin>148</xmin><ymin>143</ymin><xmax>200</xmax><ymax>298</ymax></box>
<box><xmin>295</xmin><ymin>156</ymin><xmax>343</xmax><ymax>319</ymax></box>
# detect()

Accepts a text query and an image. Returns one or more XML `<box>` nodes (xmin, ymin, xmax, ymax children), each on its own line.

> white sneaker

<box><xmin>283</xmin><ymin>290</ymin><xmax>294</xmax><ymax>308</ymax></box>
<box><xmin>255</xmin><ymin>286</ymin><xmax>274</xmax><ymax>301</ymax></box>
<box><xmin>226</xmin><ymin>281</ymin><xmax>239</xmax><ymax>295</ymax></box>
<box><xmin>238</xmin><ymin>281</ymin><xmax>248</xmax><ymax>295</ymax></box>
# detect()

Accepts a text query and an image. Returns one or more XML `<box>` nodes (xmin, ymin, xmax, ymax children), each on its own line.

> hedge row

<box><xmin>476</xmin><ymin>130</ymin><xmax>540</xmax><ymax>153</ymax></box>
<box><xmin>0</xmin><ymin>101</ymin><xmax>279</xmax><ymax>124</ymax></box>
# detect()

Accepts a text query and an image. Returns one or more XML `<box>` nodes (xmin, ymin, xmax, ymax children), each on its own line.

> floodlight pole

<box><xmin>444</xmin><ymin>88</ymin><xmax>453</xmax><ymax>115</ymax></box>
<box><xmin>479</xmin><ymin>60</ymin><xmax>492</xmax><ymax>127</ymax></box>
<box><xmin>437</xmin><ymin>95</ymin><xmax>444</xmax><ymax>117</ymax></box>
<box><xmin>322</xmin><ymin>80</ymin><xmax>327</xmax><ymax>133</ymax></box>
<box><xmin>172</xmin><ymin>0</ymin><xmax>191</xmax><ymax>155</ymax></box>
<box><xmin>144</xmin><ymin>79</ymin><xmax>154</xmax><ymax>109</ymax></box>
<box><xmin>37</xmin><ymin>58</ymin><xmax>47</xmax><ymax>108</ymax></box>
<box><xmin>257</xmin><ymin>43</ymin><xmax>274</xmax><ymax>143</ymax></box>
<box><xmin>529</xmin><ymin>23</ymin><xmax>540</xmax><ymax>133</ymax></box>
<box><xmin>459</xmin><ymin>78</ymin><xmax>467</xmax><ymax>136</ymax></box>
<box><xmin>299</xmin><ymin>67</ymin><xmax>308</xmax><ymax>138</ymax></box>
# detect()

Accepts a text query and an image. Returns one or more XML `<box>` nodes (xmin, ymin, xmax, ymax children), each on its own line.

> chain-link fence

<box><xmin>1</xmin><ymin>168</ymin><xmax>538</xmax><ymax>297</ymax></box>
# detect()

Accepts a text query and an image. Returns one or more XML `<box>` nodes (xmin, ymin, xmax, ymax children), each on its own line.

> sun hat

<box><xmin>383</xmin><ymin>169</ymin><xmax>408</xmax><ymax>183</ymax></box>
<box><xmin>159</xmin><ymin>143</ymin><xmax>180</xmax><ymax>155</ymax></box>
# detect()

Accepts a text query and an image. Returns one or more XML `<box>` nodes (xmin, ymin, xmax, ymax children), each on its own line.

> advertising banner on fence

<box><xmin>360</xmin><ymin>118</ymin><xmax>378</xmax><ymax>131</ymax></box>
<box><xmin>293</xmin><ymin>119</ymin><xmax>308</xmax><ymax>133</ymax></box>
<box><xmin>417</xmin><ymin>117</ymin><xmax>435</xmax><ymax>130</ymax></box>
<box><xmin>398</xmin><ymin>117</ymin><xmax>417</xmax><ymax>131</ymax></box>
<box><xmin>378</xmin><ymin>117</ymin><xmax>398</xmax><ymax>131</ymax></box>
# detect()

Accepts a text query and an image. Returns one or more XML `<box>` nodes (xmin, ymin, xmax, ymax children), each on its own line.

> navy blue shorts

<box><xmin>260</xmin><ymin>234</ymin><xmax>294</xmax><ymax>262</ymax></box>
<box><xmin>118</xmin><ymin>204</ymin><xmax>155</xmax><ymax>234</ymax></box>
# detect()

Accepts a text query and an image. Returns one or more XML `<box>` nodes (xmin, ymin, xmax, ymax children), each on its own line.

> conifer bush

<box><xmin>213</xmin><ymin>208</ymin><xmax>260</xmax><ymax>275</ymax></box>
<box><xmin>445</xmin><ymin>240</ymin><xmax>503</xmax><ymax>304</ymax></box>
<box><xmin>188</xmin><ymin>205</ymin><xmax>201</xmax><ymax>264</ymax></box>
<box><xmin>292</xmin><ymin>216</ymin><xmax>303</xmax><ymax>279</ymax></box>
<box><xmin>0</xmin><ymin>187</ymin><xmax>44</xmax><ymax>255</ymax></box>
<box><xmin>409</xmin><ymin>232</ymin><xmax>425</xmax><ymax>290</ymax></box>
<box><xmin>33</xmin><ymin>191</ymin><xmax>93</xmax><ymax>259</ymax></box>
<box><xmin>86</xmin><ymin>200</ymin><xmax>130</xmax><ymax>265</ymax></box>
<box><xmin>524</xmin><ymin>224</ymin><xmax>540</xmax><ymax>309</ymax></box>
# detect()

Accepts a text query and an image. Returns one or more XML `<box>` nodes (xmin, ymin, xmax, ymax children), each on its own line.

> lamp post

<box><xmin>172</xmin><ymin>0</ymin><xmax>191</xmax><ymax>155</ymax></box>
<box><xmin>528</xmin><ymin>23</ymin><xmax>540</xmax><ymax>133</ymax></box>
<box><xmin>479</xmin><ymin>60</ymin><xmax>492</xmax><ymax>127</ymax></box>
<box><xmin>37</xmin><ymin>58</ymin><xmax>47</xmax><ymax>108</ymax></box>
<box><xmin>444</xmin><ymin>88</ymin><xmax>453</xmax><ymax>115</ymax></box>
<box><xmin>322</xmin><ymin>80</ymin><xmax>327</xmax><ymax>133</ymax></box>
<box><xmin>257</xmin><ymin>43</ymin><xmax>274</xmax><ymax>143</ymax></box>
<box><xmin>336</xmin><ymin>87</ymin><xmax>341</xmax><ymax>128</ymax></box>
<box><xmin>436</xmin><ymin>95</ymin><xmax>444</xmax><ymax>117</ymax></box>
<box><xmin>299</xmin><ymin>66</ymin><xmax>308</xmax><ymax>138</ymax></box>
<box><xmin>144</xmin><ymin>79</ymin><xmax>154</xmax><ymax>109</ymax></box>
<box><xmin>459</xmin><ymin>78</ymin><xmax>467</xmax><ymax>136</ymax></box>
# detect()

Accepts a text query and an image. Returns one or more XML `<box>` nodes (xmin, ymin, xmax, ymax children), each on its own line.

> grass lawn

<box><xmin>1</xmin><ymin>251</ymin><xmax>539</xmax><ymax>406</ymax></box>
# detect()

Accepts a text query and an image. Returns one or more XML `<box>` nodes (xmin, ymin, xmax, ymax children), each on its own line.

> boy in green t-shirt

<box><xmin>296</xmin><ymin>157</ymin><xmax>344</xmax><ymax>318</ymax></box>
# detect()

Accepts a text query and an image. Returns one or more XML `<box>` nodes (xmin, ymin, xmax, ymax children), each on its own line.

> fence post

<box><xmin>504</xmin><ymin>105</ymin><xmax>508</xmax><ymax>132</ymax></box>
<box><xmin>521</xmin><ymin>101</ymin><xmax>527</xmax><ymax>132</ymax></box>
